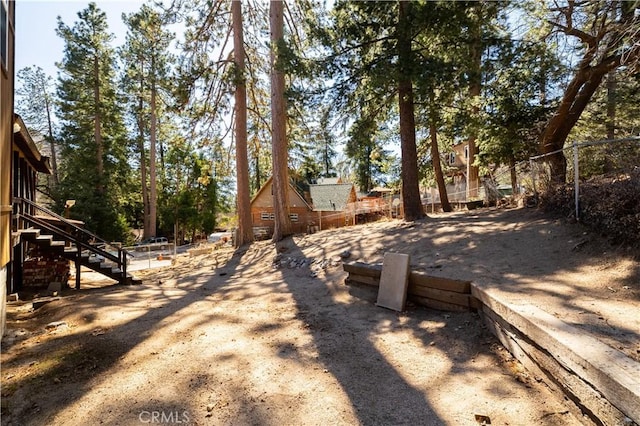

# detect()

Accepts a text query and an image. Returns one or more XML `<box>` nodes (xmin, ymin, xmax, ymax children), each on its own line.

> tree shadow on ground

<box><xmin>289</xmin><ymin>207</ymin><xmax>640</xmax><ymax>362</ymax></box>
<box><xmin>2</xmin><ymin>207</ymin><xmax>635</xmax><ymax>424</ymax></box>
<box><xmin>0</xmin><ymin>246</ymin><xmax>256</xmax><ymax>425</ymax></box>
<box><xmin>271</xmin><ymin>236</ymin><xmax>558</xmax><ymax>425</ymax></box>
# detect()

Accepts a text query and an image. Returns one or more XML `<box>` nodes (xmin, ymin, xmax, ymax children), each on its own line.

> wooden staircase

<box><xmin>13</xmin><ymin>197</ymin><xmax>140</xmax><ymax>288</ymax></box>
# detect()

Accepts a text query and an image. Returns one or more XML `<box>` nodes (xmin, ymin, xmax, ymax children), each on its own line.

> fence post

<box><xmin>530</xmin><ymin>159</ymin><xmax>537</xmax><ymax>197</ymax></box>
<box><xmin>121</xmin><ymin>248</ymin><xmax>127</xmax><ymax>285</ymax></box>
<box><xmin>573</xmin><ymin>142</ymin><xmax>579</xmax><ymax>221</ymax></box>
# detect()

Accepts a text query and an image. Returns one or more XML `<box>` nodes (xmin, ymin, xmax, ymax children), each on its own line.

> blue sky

<box><xmin>15</xmin><ymin>1</ymin><xmax>145</xmax><ymax>79</ymax></box>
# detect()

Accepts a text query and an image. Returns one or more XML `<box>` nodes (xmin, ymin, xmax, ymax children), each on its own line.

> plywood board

<box><xmin>376</xmin><ymin>252</ymin><xmax>410</xmax><ymax>311</ymax></box>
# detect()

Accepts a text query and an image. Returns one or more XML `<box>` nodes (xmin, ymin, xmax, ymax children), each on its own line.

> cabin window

<box><xmin>448</xmin><ymin>153</ymin><xmax>455</xmax><ymax>165</ymax></box>
<box><xmin>260</xmin><ymin>212</ymin><xmax>275</xmax><ymax>221</ymax></box>
<box><xmin>464</xmin><ymin>145</ymin><xmax>469</xmax><ymax>160</ymax></box>
<box><xmin>289</xmin><ymin>213</ymin><xmax>298</xmax><ymax>222</ymax></box>
<box><xmin>1</xmin><ymin>0</ymin><xmax>7</xmax><ymax>71</ymax></box>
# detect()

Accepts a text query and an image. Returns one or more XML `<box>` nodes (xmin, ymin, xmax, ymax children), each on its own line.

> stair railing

<box><xmin>13</xmin><ymin>197</ymin><xmax>130</xmax><ymax>285</ymax></box>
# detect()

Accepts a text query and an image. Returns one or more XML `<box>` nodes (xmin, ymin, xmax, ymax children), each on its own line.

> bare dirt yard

<box><xmin>2</xmin><ymin>207</ymin><xmax>638</xmax><ymax>425</ymax></box>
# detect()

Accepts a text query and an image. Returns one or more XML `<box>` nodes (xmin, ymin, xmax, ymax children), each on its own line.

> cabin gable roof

<box><xmin>250</xmin><ymin>176</ymin><xmax>312</xmax><ymax>210</ymax></box>
<box><xmin>309</xmin><ymin>183</ymin><xmax>356</xmax><ymax>212</ymax></box>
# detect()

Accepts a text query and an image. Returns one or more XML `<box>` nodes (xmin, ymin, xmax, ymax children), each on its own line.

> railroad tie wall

<box><xmin>343</xmin><ymin>261</ymin><xmax>476</xmax><ymax>312</ymax></box>
<box><xmin>342</xmin><ymin>260</ymin><xmax>640</xmax><ymax>426</ymax></box>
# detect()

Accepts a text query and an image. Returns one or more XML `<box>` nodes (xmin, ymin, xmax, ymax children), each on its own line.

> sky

<box><xmin>15</xmin><ymin>0</ymin><xmax>146</xmax><ymax>79</ymax></box>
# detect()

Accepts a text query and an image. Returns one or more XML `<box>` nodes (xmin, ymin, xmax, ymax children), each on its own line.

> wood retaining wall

<box><xmin>343</xmin><ymin>261</ymin><xmax>640</xmax><ymax>426</ymax></box>
<box><xmin>343</xmin><ymin>262</ymin><xmax>475</xmax><ymax>312</ymax></box>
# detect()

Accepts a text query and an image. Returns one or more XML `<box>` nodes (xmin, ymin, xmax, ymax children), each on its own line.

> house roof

<box><xmin>13</xmin><ymin>114</ymin><xmax>52</xmax><ymax>174</ymax></box>
<box><xmin>250</xmin><ymin>176</ymin><xmax>313</xmax><ymax>210</ymax></box>
<box><xmin>316</xmin><ymin>177</ymin><xmax>342</xmax><ymax>185</ymax></box>
<box><xmin>309</xmin><ymin>183</ymin><xmax>355</xmax><ymax>212</ymax></box>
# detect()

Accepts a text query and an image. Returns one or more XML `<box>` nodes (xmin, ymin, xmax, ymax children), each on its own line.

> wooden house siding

<box><xmin>250</xmin><ymin>177</ymin><xmax>314</xmax><ymax>237</ymax></box>
<box><xmin>1</xmin><ymin>0</ymin><xmax>14</xmax><ymax>270</ymax></box>
<box><xmin>0</xmin><ymin>0</ymin><xmax>15</xmax><ymax>336</ymax></box>
<box><xmin>249</xmin><ymin>177</ymin><xmax>393</xmax><ymax>237</ymax></box>
<box><xmin>251</xmin><ymin>206</ymin><xmax>314</xmax><ymax>235</ymax></box>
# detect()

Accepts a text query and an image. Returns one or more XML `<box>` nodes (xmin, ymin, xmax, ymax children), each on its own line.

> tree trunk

<box><xmin>606</xmin><ymin>70</ymin><xmax>616</xmax><ymax>140</ymax></box>
<box><xmin>270</xmin><ymin>0</ymin><xmax>291</xmax><ymax>241</ymax></box>
<box><xmin>509</xmin><ymin>156</ymin><xmax>518</xmax><ymax>195</ymax></box>
<box><xmin>233</xmin><ymin>0</ymin><xmax>254</xmax><ymax>246</ymax></box>
<box><xmin>604</xmin><ymin>70</ymin><xmax>616</xmax><ymax>173</ymax></box>
<box><xmin>137</xmin><ymin>73</ymin><xmax>150</xmax><ymax>238</ymax></box>
<box><xmin>324</xmin><ymin>142</ymin><xmax>331</xmax><ymax>177</ymax></box>
<box><xmin>149</xmin><ymin>59</ymin><xmax>158</xmax><ymax>237</ymax></box>
<box><xmin>43</xmin><ymin>87</ymin><xmax>58</xmax><ymax>187</ymax></box>
<box><xmin>93</xmin><ymin>55</ymin><xmax>104</xmax><ymax>194</ymax></box>
<box><xmin>397</xmin><ymin>1</ymin><xmax>424</xmax><ymax>221</ymax></box>
<box><xmin>428</xmin><ymin>88</ymin><xmax>451</xmax><ymax>212</ymax></box>
<box><xmin>466</xmin><ymin>6</ymin><xmax>482</xmax><ymax>200</ymax></box>
<box><xmin>539</xmin><ymin>0</ymin><xmax>637</xmax><ymax>184</ymax></box>
<box><xmin>540</xmin><ymin>65</ymin><xmax>613</xmax><ymax>184</ymax></box>
<box><xmin>254</xmin><ymin>152</ymin><xmax>261</xmax><ymax>193</ymax></box>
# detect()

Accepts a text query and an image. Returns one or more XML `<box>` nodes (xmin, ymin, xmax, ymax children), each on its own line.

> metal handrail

<box><xmin>14</xmin><ymin>197</ymin><xmax>107</xmax><ymax>245</ymax></box>
<box><xmin>13</xmin><ymin>197</ymin><xmax>130</xmax><ymax>283</ymax></box>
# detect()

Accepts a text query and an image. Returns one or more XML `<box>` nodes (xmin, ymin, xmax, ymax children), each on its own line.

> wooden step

<box><xmin>87</xmin><ymin>256</ymin><xmax>104</xmax><ymax>265</ymax></box>
<box><xmin>18</xmin><ymin>228</ymin><xmax>40</xmax><ymax>240</ymax></box>
<box><xmin>35</xmin><ymin>234</ymin><xmax>53</xmax><ymax>242</ymax></box>
<box><xmin>15</xmin><ymin>208</ymin><xmax>132</xmax><ymax>286</ymax></box>
<box><xmin>125</xmin><ymin>274</ymin><xmax>142</xmax><ymax>285</ymax></box>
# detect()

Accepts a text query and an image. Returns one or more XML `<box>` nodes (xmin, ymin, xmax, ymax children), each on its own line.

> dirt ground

<box><xmin>1</xmin><ymin>207</ymin><xmax>638</xmax><ymax>425</ymax></box>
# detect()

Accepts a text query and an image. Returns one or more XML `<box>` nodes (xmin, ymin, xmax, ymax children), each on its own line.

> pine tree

<box><xmin>232</xmin><ymin>0</ymin><xmax>254</xmax><ymax>246</ymax></box>
<box><xmin>270</xmin><ymin>0</ymin><xmax>292</xmax><ymax>241</ymax></box>
<box><xmin>170</xmin><ymin>0</ymin><xmax>267</xmax><ymax>242</ymax></box>
<box><xmin>477</xmin><ymin>35</ymin><xmax>558</xmax><ymax>192</ymax></box>
<box><xmin>122</xmin><ymin>4</ymin><xmax>174</xmax><ymax>239</ymax></box>
<box><xmin>55</xmin><ymin>2</ymin><xmax>130</xmax><ymax>241</ymax></box>
<box><xmin>316</xmin><ymin>1</ymin><xmax>432</xmax><ymax>220</ymax></box>
<box><xmin>15</xmin><ymin>66</ymin><xmax>59</xmax><ymax>189</ymax></box>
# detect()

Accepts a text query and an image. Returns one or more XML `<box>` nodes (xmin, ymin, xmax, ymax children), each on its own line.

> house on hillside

<box><xmin>249</xmin><ymin>178</ymin><xmax>361</xmax><ymax>238</ymax></box>
<box><xmin>250</xmin><ymin>176</ymin><xmax>315</xmax><ymax>239</ymax></box>
<box><xmin>446</xmin><ymin>142</ymin><xmax>469</xmax><ymax>201</ymax></box>
<box><xmin>308</xmin><ymin>183</ymin><xmax>358</xmax><ymax>231</ymax></box>
<box><xmin>422</xmin><ymin>142</ymin><xmax>473</xmax><ymax>206</ymax></box>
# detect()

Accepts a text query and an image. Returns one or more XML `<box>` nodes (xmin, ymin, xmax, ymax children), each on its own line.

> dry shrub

<box><xmin>540</xmin><ymin>168</ymin><xmax>640</xmax><ymax>247</ymax></box>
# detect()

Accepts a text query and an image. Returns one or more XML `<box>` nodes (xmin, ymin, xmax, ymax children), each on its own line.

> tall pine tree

<box><xmin>16</xmin><ymin>66</ymin><xmax>59</xmax><ymax>190</ymax></box>
<box><xmin>56</xmin><ymin>3</ymin><xmax>130</xmax><ymax>241</ymax></box>
<box><xmin>121</xmin><ymin>4</ymin><xmax>174</xmax><ymax>239</ymax></box>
